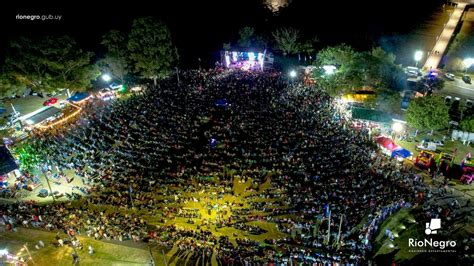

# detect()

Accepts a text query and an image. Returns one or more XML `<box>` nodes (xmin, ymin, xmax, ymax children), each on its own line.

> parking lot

<box><xmin>437</xmin><ymin>74</ymin><xmax>474</xmax><ymax>99</ymax></box>
<box><xmin>1</xmin><ymin>93</ymin><xmax>69</xmax><ymax>120</ymax></box>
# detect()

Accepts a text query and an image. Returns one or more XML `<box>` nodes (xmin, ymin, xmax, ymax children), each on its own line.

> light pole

<box><xmin>175</xmin><ymin>67</ymin><xmax>180</xmax><ymax>85</ymax></box>
<box><xmin>463</xmin><ymin>58</ymin><xmax>474</xmax><ymax>74</ymax></box>
<box><xmin>41</xmin><ymin>162</ymin><xmax>56</xmax><ymax>203</ymax></box>
<box><xmin>414</xmin><ymin>51</ymin><xmax>423</xmax><ymax>68</ymax></box>
<box><xmin>101</xmin><ymin>74</ymin><xmax>112</xmax><ymax>82</ymax></box>
<box><xmin>289</xmin><ymin>70</ymin><xmax>297</xmax><ymax>85</ymax></box>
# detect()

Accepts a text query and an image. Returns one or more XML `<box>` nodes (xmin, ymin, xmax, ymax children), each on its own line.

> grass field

<box><xmin>396</xmin><ymin>130</ymin><xmax>472</xmax><ymax>165</ymax></box>
<box><xmin>0</xmin><ymin>227</ymin><xmax>151</xmax><ymax>265</ymax></box>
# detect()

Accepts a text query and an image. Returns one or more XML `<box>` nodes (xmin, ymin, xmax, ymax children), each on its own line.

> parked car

<box><xmin>444</xmin><ymin>96</ymin><xmax>452</xmax><ymax>105</ymax></box>
<box><xmin>59</xmin><ymin>100</ymin><xmax>67</xmax><ymax>108</ymax></box>
<box><xmin>109</xmin><ymin>82</ymin><xmax>123</xmax><ymax>90</ymax></box>
<box><xmin>43</xmin><ymin>97</ymin><xmax>58</xmax><ymax>106</ymax></box>
<box><xmin>38</xmin><ymin>189</ymin><xmax>49</xmax><ymax>198</ymax></box>
<box><xmin>462</xmin><ymin>75</ymin><xmax>471</xmax><ymax>84</ymax></box>
<box><xmin>465</xmin><ymin>99</ymin><xmax>474</xmax><ymax>117</ymax></box>
<box><xmin>444</xmin><ymin>73</ymin><xmax>455</xmax><ymax>81</ymax></box>
<box><xmin>467</xmin><ymin>99</ymin><xmax>473</xmax><ymax>108</ymax></box>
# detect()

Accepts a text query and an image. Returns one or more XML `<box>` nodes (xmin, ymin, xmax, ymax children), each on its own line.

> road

<box><xmin>436</xmin><ymin>76</ymin><xmax>474</xmax><ymax>100</ymax></box>
<box><xmin>2</xmin><ymin>94</ymin><xmax>68</xmax><ymax>119</ymax></box>
<box><xmin>423</xmin><ymin>2</ymin><xmax>467</xmax><ymax>70</ymax></box>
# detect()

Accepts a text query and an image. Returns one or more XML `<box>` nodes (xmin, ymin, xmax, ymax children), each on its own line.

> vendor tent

<box><xmin>215</xmin><ymin>99</ymin><xmax>228</xmax><ymax>107</ymax></box>
<box><xmin>391</xmin><ymin>148</ymin><xmax>412</xmax><ymax>159</ymax></box>
<box><xmin>67</xmin><ymin>92</ymin><xmax>90</xmax><ymax>102</ymax></box>
<box><xmin>19</xmin><ymin>106</ymin><xmax>61</xmax><ymax>127</ymax></box>
<box><xmin>375</xmin><ymin>136</ymin><xmax>398</xmax><ymax>151</ymax></box>
<box><xmin>18</xmin><ymin>106</ymin><xmax>61</xmax><ymax>127</ymax></box>
<box><xmin>0</xmin><ymin>146</ymin><xmax>18</xmax><ymax>175</ymax></box>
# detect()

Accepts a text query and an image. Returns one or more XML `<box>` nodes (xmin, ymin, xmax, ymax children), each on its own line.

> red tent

<box><xmin>375</xmin><ymin>136</ymin><xmax>398</xmax><ymax>151</ymax></box>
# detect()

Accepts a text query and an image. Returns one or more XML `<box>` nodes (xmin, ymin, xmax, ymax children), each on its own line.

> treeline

<box><xmin>0</xmin><ymin>17</ymin><xmax>176</xmax><ymax>98</ymax></box>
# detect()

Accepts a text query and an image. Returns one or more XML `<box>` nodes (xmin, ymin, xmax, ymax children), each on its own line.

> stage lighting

<box><xmin>248</xmin><ymin>52</ymin><xmax>255</xmax><ymax>61</ymax></box>
<box><xmin>225</xmin><ymin>55</ymin><xmax>230</xmax><ymax>68</ymax></box>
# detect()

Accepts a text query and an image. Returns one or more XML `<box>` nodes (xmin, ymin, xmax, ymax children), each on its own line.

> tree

<box><xmin>223</xmin><ymin>42</ymin><xmax>231</xmax><ymax>51</ymax></box>
<box><xmin>14</xmin><ymin>143</ymin><xmax>41</xmax><ymax>172</ymax></box>
<box><xmin>460</xmin><ymin>116</ymin><xmax>474</xmax><ymax>132</ymax></box>
<box><xmin>377</xmin><ymin>90</ymin><xmax>402</xmax><ymax>114</ymax></box>
<box><xmin>446</xmin><ymin>33</ymin><xmax>474</xmax><ymax>71</ymax></box>
<box><xmin>370</xmin><ymin>47</ymin><xmax>405</xmax><ymax>90</ymax></box>
<box><xmin>0</xmin><ymin>72</ymin><xmax>27</xmax><ymax>98</ymax></box>
<box><xmin>128</xmin><ymin>17</ymin><xmax>176</xmax><ymax>85</ymax></box>
<box><xmin>99</xmin><ymin>30</ymin><xmax>130</xmax><ymax>84</ymax></box>
<box><xmin>238</xmin><ymin>26</ymin><xmax>255</xmax><ymax>48</ymax></box>
<box><xmin>371</xmin><ymin>46</ymin><xmax>396</xmax><ymax>64</ymax></box>
<box><xmin>4</xmin><ymin>36</ymin><xmax>98</xmax><ymax>93</ymax></box>
<box><xmin>272</xmin><ymin>28</ymin><xmax>301</xmax><ymax>56</ymax></box>
<box><xmin>300</xmin><ymin>40</ymin><xmax>315</xmax><ymax>56</ymax></box>
<box><xmin>406</xmin><ymin>96</ymin><xmax>449</xmax><ymax>131</ymax></box>
<box><xmin>316</xmin><ymin>44</ymin><xmax>357</xmax><ymax>70</ymax></box>
<box><xmin>4</xmin><ymin>37</ymin><xmax>54</xmax><ymax>93</ymax></box>
<box><xmin>236</xmin><ymin>26</ymin><xmax>266</xmax><ymax>50</ymax></box>
<box><xmin>43</xmin><ymin>36</ymin><xmax>99</xmax><ymax>91</ymax></box>
<box><xmin>316</xmin><ymin>45</ymin><xmax>406</xmax><ymax>91</ymax></box>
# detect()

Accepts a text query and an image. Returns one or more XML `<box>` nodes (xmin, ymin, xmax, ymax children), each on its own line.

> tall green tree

<box><xmin>406</xmin><ymin>96</ymin><xmax>449</xmax><ymax>131</ymax></box>
<box><xmin>99</xmin><ymin>30</ymin><xmax>130</xmax><ymax>84</ymax></box>
<box><xmin>314</xmin><ymin>45</ymin><xmax>406</xmax><ymax>94</ymax></box>
<box><xmin>223</xmin><ymin>42</ymin><xmax>231</xmax><ymax>51</ymax></box>
<box><xmin>272</xmin><ymin>28</ymin><xmax>301</xmax><ymax>56</ymax></box>
<box><xmin>0</xmin><ymin>72</ymin><xmax>27</xmax><ymax>98</ymax></box>
<box><xmin>4</xmin><ymin>36</ymin><xmax>98</xmax><ymax>93</ymax></box>
<box><xmin>237</xmin><ymin>26</ymin><xmax>266</xmax><ymax>49</ymax></box>
<box><xmin>446</xmin><ymin>33</ymin><xmax>474</xmax><ymax>71</ymax></box>
<box><xmin>370</xmin><ymin>47</ymin><xmax>405</xmax><ymax>90</ymax></box>
<box><xmin>238</xmin><ymin>26</ymin><xmax>256</xmax><ymax>48</ymax></box>
<box><xmin>4</xmin><ymin>37</ymin><xmax>54</xmax><ymax>93</ymax></box>
<box><xmin>460</xmin><ymin>116</ymin><xmax>474</xmax><ymax>132</ymax></box>
<box><xmin>314</xmin><ymin>44</ymin><xmax>361</xmax><ymax>95</ymax></box>
<box><xmin>316</xmin><ymin>44</ymin><xmax>357</xmax><ymax>70</ymax></box>
<box><xmin>43</xmin><ymin>36</ymin><xmax>99</xmax><ymax>91</ymax></box>
<box><xmin>371</xmin><ymin>46</ymin><xmax>396</xmax><ymax>64</ymax></box>
<box><xmin>128</xmin><ymin>17</ymin><xmax>176</xmax><ymax>85</ymax></box>
<box><xmin>376</xmin><ymin>90</ymin><xmax>402</xmax><ymax>114</ymax></box>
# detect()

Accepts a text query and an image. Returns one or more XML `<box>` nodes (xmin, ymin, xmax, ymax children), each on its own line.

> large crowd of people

<box><xmin>1</xmin><ymin>69</ymin><xmax>432</xmax><ymax>264</ymax></box>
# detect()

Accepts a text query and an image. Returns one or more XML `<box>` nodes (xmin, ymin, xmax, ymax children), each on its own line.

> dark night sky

<box><xmin>1</xmin><ymin>0</ymin><xmax>445</xmax><ymax>68</ymax></box>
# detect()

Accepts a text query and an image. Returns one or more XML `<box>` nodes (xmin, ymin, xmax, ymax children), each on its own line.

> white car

<box><xmin>109</xmin><ymin>83</ymin><xmax>123</xmax><ymax>90</ymax></box>
<box><xmin>445</xmin><ymin>73</ymin><xmax>455</xmax><ymax>81</ymax></box>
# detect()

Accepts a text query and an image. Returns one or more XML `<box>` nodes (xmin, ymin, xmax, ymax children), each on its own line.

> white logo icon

<box><xmin>425</xmin><ymin>218</ymin><xmax>441</xmax><ymax>235</ymax></box>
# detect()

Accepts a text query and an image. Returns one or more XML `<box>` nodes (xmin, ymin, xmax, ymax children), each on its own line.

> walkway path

<box><xmin>423</xmin><ymin>2</ymin><xmax>467</xmax><ymax>70</ymax></box>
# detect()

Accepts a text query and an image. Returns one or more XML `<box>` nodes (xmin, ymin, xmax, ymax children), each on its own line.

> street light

<box><xmin>463</xmin><ymin>58</ymin><xmax>474</xmax><ymax>73</ymax></box>
<box><xmin>392</xmin><ymin>122</ymin><xmax>404</xmax><ymax>134</ymax></box>
<box><xmin>101</xmin><ymin>74</ymin><xmax>112</xmax><ymax>82</ymax></box>
<box><xmin>414</xmin><ymin>51</ymin><xmax>423</xmax><ymax>68</ymax></box>
<box><xmin>289</xmin><ymin>70</ymin><xmax>297</xmax><ymax>78</ymax></box>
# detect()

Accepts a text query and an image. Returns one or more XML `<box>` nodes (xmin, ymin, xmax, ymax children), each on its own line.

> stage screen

<box><xmin>223</xmin><ymin>51</ymin><xmax>265</xmax><ymax>71</ymax></box>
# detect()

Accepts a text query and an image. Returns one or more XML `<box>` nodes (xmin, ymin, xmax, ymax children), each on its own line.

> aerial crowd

<box><xmin>1</xmin><ymin>70</ymin><xmax>441</xmax><ymax>264</ymax></box>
